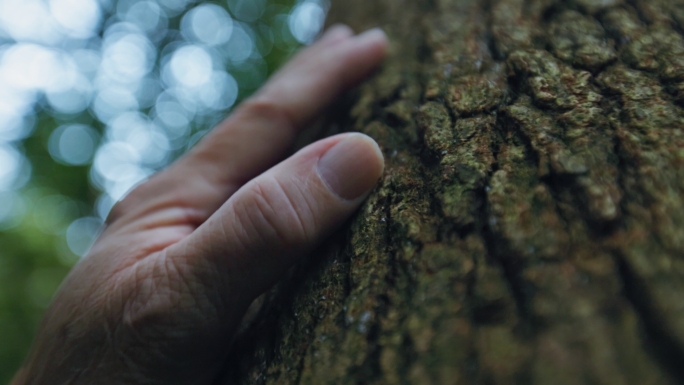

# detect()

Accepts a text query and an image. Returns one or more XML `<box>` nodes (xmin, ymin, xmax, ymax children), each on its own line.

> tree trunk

<box><xmin>219</xmin><ymin>0</ymin><xmax>684</xmax><ymax>383</ymax></box>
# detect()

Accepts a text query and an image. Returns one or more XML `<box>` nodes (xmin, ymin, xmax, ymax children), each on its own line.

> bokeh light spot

<box><xmin>153</xmin><ymin>98</ymin><xmax>193</xmax><ymax>140</ymax></box>
<box><xmin>33</xmin><ymin>195</ymin><xmax>79</xmax><ymax>234</ymax></box>
<box><xmin>0</xmin><ymin>0</ymin><xmax>314</xmax><ymax>376</ymax></box>
<box><xmin>49</xmin><ymin>0</ymin><xmax>102</xmax><ymax>39</ymax></box>
<box><xmin>0</xmin><ymin>112</ymin><xmax>34</xmax><ymax>142</ymax></box>
<box><xmin>0</xmin><ymin>144</ymin><xmax>27</xmax><ymax>191</ymax></box>
<box><xmin>124</xmin><ymin>1</ymin><xmax>167</xmax><ymax>35</ymax></box>
<box><xmin>289</xmin><ymin>1</ymin><xmax>326</xmax><ymax>44</ymax></box>
<box><xmin>157</xmin><ymin>0</ymin><xmax>196</xmax><ymax>16</ymax></box>
<box><xmin>101</xmin><ymin>29</ymin><xmax>156</xmax><ymax>83</ymax></box>
<box><xmin>107</xmin><ymin>112</ymin><xmax>170</xmax><ymax>167</ymax></box>
<box><xmin>182</xmin><ymin>4</ymin><xmax>233</xmax><ymax>46</ymax></box>
<box><xmin>95</xmin><ymin>193</ymin><xmax>116</xmax><ymax>220</ymax></box>
<box><xmin>1</xmin><ymin>44</ymin><xmax>79</xmax><ymax>94</ymax></box>
<box><xmin>66</xmin><ymin>216</ymin><xmax>103</xmax><ymax>257</ymax></box>
<box><xmin>92</xmin><ymin>86</ymin><xmax>140</xmax><ymax>122</ymax></box>
<box><xmin>0</xmin><ymin>191</ymin><xmax>26</xmax><ymax>230</ymax></box>
<box><xmin>227</xmin><ymin>0</ymin><xmax>266</xmax><ymax>22</ymax></box>
<box><xmin>169</xmin><ymin>45</ymin><xmax>213</xmax><ymax>87</ymax></box>
<box><xmin>0</xmin><ymin>0</ymin><xmax>61</xmax><ymax>45</ymax></box>
<box><xmin>48</xmin><ymin>124</ymin><xmax>99</xmax><ymax>166</ymax></box>
<box><xmin>224</xmin><ymin>25</ymin><xmax>255</xmax><ymax>63</ymax></box>
<box><xmin>46</xmin><ymin>74</ymin><xmax>94</xmax><ymax>115</ymax></box>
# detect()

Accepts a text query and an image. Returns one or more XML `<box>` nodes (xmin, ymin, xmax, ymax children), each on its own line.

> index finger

<box><xmin>107</xmin><ymin>26</ymin><xmax>388</xmax><ymax>228</ymax></box>
<box><xmin>188</xmin><ymin>26</ymin><xmax>389</xmax><ymax>180</ymax></box>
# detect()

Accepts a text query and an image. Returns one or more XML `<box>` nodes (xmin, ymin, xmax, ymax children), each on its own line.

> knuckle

<box><xmin>119</xmin><ymin>252</ymin><xmax>218</xmax><ymax>347</ymax></box>
<box><xmin>104</xmin><ymin>177</ymin><xmax>156</xmax><ymax>224</ymax></box>
<box><xmin>106</xmin><ymin>198</ymin><xmax>133</xmax><ymax>225</ymax></box>
<box><xmin>237</xmin><ymin>97</ymin><xmax>295</xmax><ymax>131</ymax></box>
<box><xmin>238</xmin><ymin>176</ymin><xmax>317</xmax><ymax>249</ymax></box>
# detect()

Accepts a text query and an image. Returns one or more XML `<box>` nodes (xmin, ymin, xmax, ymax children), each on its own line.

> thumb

<box><xmin>166</xmin><ymin>133</ymin><xmax>384</xmax><ymax>306</ymax></box>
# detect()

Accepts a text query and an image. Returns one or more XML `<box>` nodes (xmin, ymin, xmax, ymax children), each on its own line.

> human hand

<box><xmin>13</xmin><ymin>25</ymin><xmax>387</xmax><ymax>385</ymax></box>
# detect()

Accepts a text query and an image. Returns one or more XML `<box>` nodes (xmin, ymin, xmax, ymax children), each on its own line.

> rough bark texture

<box><xmin>218</xmin><ymin>0</ymin><xmax>684</xmax><ymax>383</ymax></box>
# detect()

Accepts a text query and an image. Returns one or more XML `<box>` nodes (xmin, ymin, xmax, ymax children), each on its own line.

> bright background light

<box><xmin>0</xmin><ymin>0</ymin><xmax>330</xmax><ymax>380</ymax></box>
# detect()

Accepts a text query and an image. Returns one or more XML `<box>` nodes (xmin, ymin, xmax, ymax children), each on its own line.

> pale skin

<box><xmin>13</xmin><ymin>25</ymin><xmax>388</xmax><ymax>385</ymax></box>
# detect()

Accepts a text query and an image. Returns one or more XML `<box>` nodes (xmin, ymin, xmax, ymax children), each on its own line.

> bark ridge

<box><xmin>219</xmin><ymin>0</ymin><xmax>684</xmax><ymax>383</ymax></box>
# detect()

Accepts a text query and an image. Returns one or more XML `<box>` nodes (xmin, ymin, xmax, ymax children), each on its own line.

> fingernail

<box><xmin>317</xmin><ymin>134</ymin><xmax>385</xmax><ymax>201</ymax></box>
<box><xmin>321</xmin><ymin>23</ymin><xmax>354</xmax><ymax>40</ymax></box>
<box><xmin>354</xmin><ymin>27</ymin><xmax>388</xmax><ymax>47</ymax></box>
<box><xmin>319</xmin><ymin>24</ymin><xmax>354</xmax><ymax>45</ymax></box>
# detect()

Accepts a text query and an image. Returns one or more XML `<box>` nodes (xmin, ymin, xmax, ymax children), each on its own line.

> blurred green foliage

<box><xmin>0</xmin><ymin>0</ymin><xmax>314</xmax><ymax>381</ymax></box>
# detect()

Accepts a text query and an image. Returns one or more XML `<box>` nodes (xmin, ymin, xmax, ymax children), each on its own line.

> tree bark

<box><xmin>219</xmin><ymin>0</ymin><xmax>684</xmax><ymax>383</ymax></box>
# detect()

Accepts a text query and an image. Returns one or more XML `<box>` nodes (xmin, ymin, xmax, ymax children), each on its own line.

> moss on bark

<box><xmin>218</xmin><ymin>0</ymin><xmax>684</xmax><ymax>383</ymax></box>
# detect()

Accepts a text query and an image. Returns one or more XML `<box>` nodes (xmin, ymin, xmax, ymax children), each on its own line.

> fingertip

<box><xmin>353</xmin><ymin>27</ymin><xmax>389</xmax><ymax>56</ymax></box>
<box><xmin>334</xmin><ymin>27</ymin><xmax>388</xmax><ymax>83</ymax></box>
<box><xmin>352</xmin><ymin>132</ymin><xmax>385</xmax><ymax>177</ymax></box>
<box><xmin>312</xmin><ymin>27</ymin><xmax>387</xmax><ymax>95</ymax></box>
<box><xmin>175</xmin><ymin>133</ymin><xmax>385</xmax><ymax>302</ymax></box>
<box><xmin>318</xmin><ymin>24</ymin><xmax>355</xmax><ymax>46</ymax></box>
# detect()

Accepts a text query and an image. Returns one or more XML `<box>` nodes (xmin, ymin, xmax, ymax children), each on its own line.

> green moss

<box><xmin>549</xmin><ymin>10</ymin><xmax>617</xmax><ymax>71</ymax></box>
<box><xmin>224</xmin><ymin>0</ymin><xmax>684</xmax><ymax>383</ymax></box>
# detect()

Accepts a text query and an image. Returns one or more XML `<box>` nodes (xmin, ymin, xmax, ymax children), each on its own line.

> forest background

<box><xmin>0</xmin><ymin>0</ymin><xmax>319</xmax><ymax>381</ymax></box>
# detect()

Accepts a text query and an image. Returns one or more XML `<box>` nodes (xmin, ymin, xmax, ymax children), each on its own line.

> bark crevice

<box><xmin>219</xmin><ymin>0</ymin><xmax>684</xmax><ymax>383</ymax></box>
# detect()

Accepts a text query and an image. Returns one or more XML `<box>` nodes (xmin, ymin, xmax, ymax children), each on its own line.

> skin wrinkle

<box><xmin>50</xmin><ymin>309</ymin><xmax>109</xmax><ymax>383</ymax></box>
<box><xmin>181</xmin><ymin>99</ymin><xmax>298</xmax><ymax>198</ymax></box>
<box><xmin>216</xmin><ymin>199</ymin><xmax>279</xmax><ymax>302</ymax></box>
<box><xmin>107</xmin><ymin>267</ymin><xmax>135</xmax><ymax>328</ymax></box>
<box><xmin>188</xmin><ymin>253</ymin><xmax>237</xmax><ymax>324</ymax></box>
<box><xmin>248</xmin><ymin>178</ymin><xmax>296</xmax><ymax>246</ymax></box>
<box><xmin>147</xmin><ymin>255</ymin><xmax>181</xmax><ymax>314</ymax></box>
<box><xmin>110</xmin><ymin>201</ymin><xmax>210</xmax><ymax>235</ymax></box>
<box><xmin>122</xmin><ymin>259</ymin><xmax>151</xmax><ymax>330</ymax></box>
<box><xmin>122</xmin><ymin>271</ymin><xmax>193</xmax><ymax>373</ymax></box>
<box><xmin>235</xmin><ymin>97</ymin><xmax>298</xmax><ymax>138</ymax></box>
<box><xmin>12</xmin><ymin>27</ymin><xmax>388</xmax><ymax>385</ymax></box>
<box><xmin>241</xmin><ymin>180</ymin><xmax>300</xmax><ymax>286</ymax></box>
<box><xmin>109</xmin><ymin>29</ymin><xmax>386</xmax><ymax>233</ymax></box>
<box><xmin>232</xmin><ymin>187</ymin><xmax>275</xmax><ymax>256</ymax></box>
<box><xmin>207</xmin><ymin>212</ymin><xmax>244</xmax><ymax>307</ymax></box>
<box><xmin>102</xmin><ymin>239</ymin><xmax>162</xmax><ymax>279</ymax></box>
<box><xmin>135</xmin><ymin>207</ymin><xmax>209</xmax><ymax>231</ymax></box>
<box><xmin>292</xmin><ymin>173</ymin><xmax>321</xmax><ymax>244</ymax></box>
<box><xmin>201</xmin><ymin>215</ymin><xmax>241</xmax><ymax>301</ymax></box>
<box><xmin>104</xmin><ymin>225</ymin><xmax>194</xmax><ymax>281</ymax></box>
<box><xmin>163</xmin><ymin>252</ymin><xmax>218</xmax><ymax>320</ymax></box>
<box><xmin>105</xmin><ymin>174</ymin><xmax>218</xmax><ymax>229</ymax></box>
<box><xmin>264</xmin><ymin>174</ymin><xmax>313</xmax><ymax>246</ymax></box>
<box><xmin>247</xmin><ymin>94</ymin><xmax>309</xmax><ymax>132</ymax></box>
